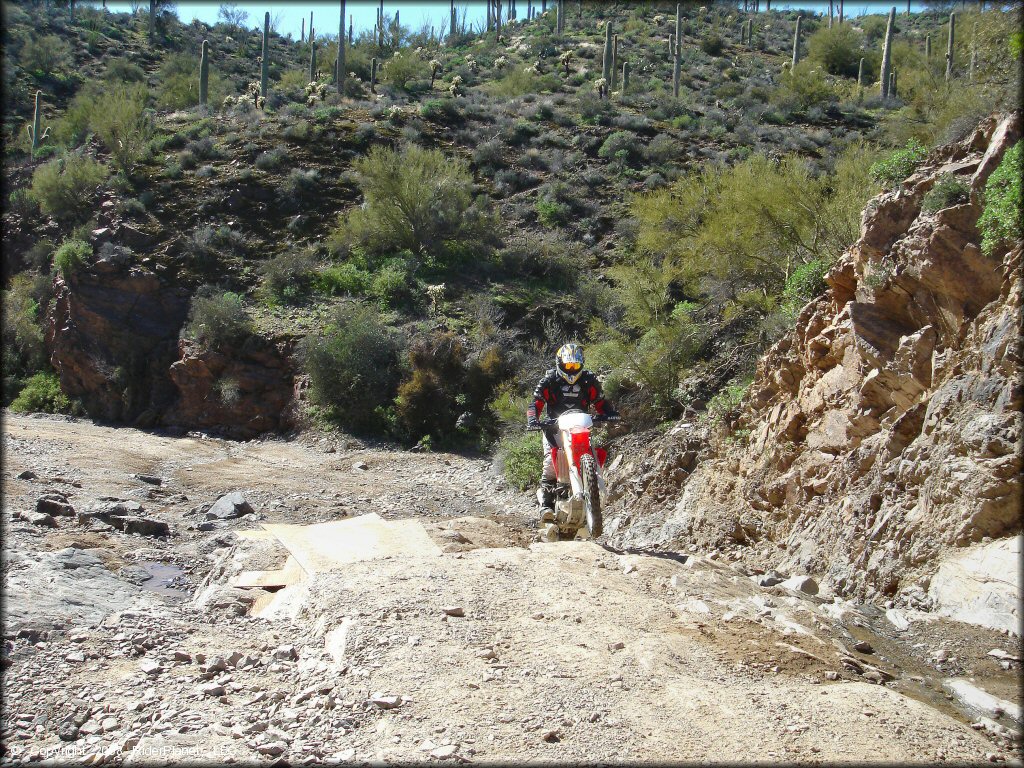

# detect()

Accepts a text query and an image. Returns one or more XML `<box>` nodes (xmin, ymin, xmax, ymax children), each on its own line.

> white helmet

<box><xmin>556</xmin><ymin>343</ymin><xmax>585</xmax><ymax>385</ymax></box>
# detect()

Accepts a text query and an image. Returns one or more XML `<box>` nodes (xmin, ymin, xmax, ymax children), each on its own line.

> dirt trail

<box><xmin>1</xmin><ymin>413</ymin><xmax>1020</xmax><ymax>764</ymax></box>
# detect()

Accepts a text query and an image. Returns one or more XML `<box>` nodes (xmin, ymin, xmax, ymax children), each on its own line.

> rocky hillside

<box><xmin>5</xmin><ymin>0</ymin><xmax>1017</xmax><ymax>447</ymax></box>
<box><xmin>604</xmin><ymin>112</ymin><xmax>1022</xmax><ymax>625</ymax></box>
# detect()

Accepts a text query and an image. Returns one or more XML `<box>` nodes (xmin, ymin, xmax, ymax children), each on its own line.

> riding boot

<box><xmin>537</xmin><ymin>480</ymin><xmax>556</xmax><ymax>523</ymax></box>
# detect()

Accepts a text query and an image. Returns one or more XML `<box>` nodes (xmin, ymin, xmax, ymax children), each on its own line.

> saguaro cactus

<box><xmin>838</xmin><ymin>0</ymin><xmax>844</xmax><ymax>25</ymax></box>
<box><xmin>26</xmin><ymin>90</ymin><xmax>49</xmax><ymax>158</ymax></box>
<box><xmin>611</xmin><ymin>34</ymin><xmax>619</xmax><ymax>90</ymax></box>
<box><xmin>747</xmin><ymin>19</ymin><xmax>753</xmax><ymax>48</ymax></box>
<box><xmin>672</xmin><ymin>4</ymin><xmax>681</xmax><ymax>97</ymax></box>
<box><xmin>925</xmin><ymin>34</ymin><xmax>931</xmax><ymax>58</ymax></box>
<box><xmin>622</xmin><ymin>60</ymin><xmax>630</xmax><ymax>94</ymax></box>
<box><xmin>669</xmin><ymin>33</ymin><xmax>674</xmax><ymax>58</ymax></box>
<box><xmin>148</xmin><ymin>0</ymin><xmax>155</xmax><ymax>41</ymax></box>
<box><xmin>889</xmin><ymin>69</ymin><xmax>897</xmax><ymax>97</ymax></box>
<box><xmin>792</xmin><ymin>15</ymin><xmax>802</xmax><ymax>69</ymax></box>
<box><xmin>969</xmin><ymin>21</ymin><xmax>977</xmax><ymax>82</ymax></box>
<box><xmin>349</xmin><ymin>14</ymin><xmax>354</xmax><ymax>46</ymax></box>
<box><xmin>450</xmin><ymin>0</ymin><xmax>456</xmax><ymax>36</ymax></box>
<box><xmin>370</xmin><ymin>57</ymin><xmax>378</xmax><ymax>93</ymax></box>
<box><xmin>309</xmin><ymin>41</ymin><xmax>317</xmax><ymax>82</ymax></box>
<box><xmin>337</xmin><ymin>0</ymin><xmax>346</xmax><ymax>94</ymax></box>
<box><xmin>741</xmin><ymin>21</ymin><xmax>746</xmax><ymax>45</ymax></box>
<box><xmin>857</xmin><ymin>56</ymin><xmax>864</xmax><ymax>86</ymax></box>
<box><xmin>556</xmin><ymin>0</ymin><xmax>564</xmax><ymax>34</ymax></box>
<box><xmin>260</xmin><ymin>12</ymin><xmax>270</xmax><ymax>102</ymax></box>
<box><xmin>301</xmin><ymin>17</ymin><xmax>305</xmax><ymax>43</ymax></box>
<box><xmin>199</xmin><ymin>40</ymin><xmax>209</xmax><ymax>106</ymax></box>
<box><xmin>880</xmin><ymin>6</ymin><xmax>895</xmax><ymax>98</ymax></box>
<box><xmin>602</xmin><ymin>20</ymin><xmax>612</xmax><ymax>83</ymax></box>
<box><xmin>946</xmin><ymin>12</ymin><xmax>956</xmax><ymax>81</ymax></box>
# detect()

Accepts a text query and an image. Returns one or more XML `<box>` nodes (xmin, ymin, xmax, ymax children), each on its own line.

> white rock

<box><xmin>928</xmin><ymin>536</ymin><xmax>1021</xmax><ymax>634</ymax></box>
<box><xmin>430</xmin><ymin>744</ymin><xmax>459</xmax><ymax>759</ymax></box>
<box><xmin>780</xmin><ymin>576</ymin><xmax>819</xmax><ymax>595</ymax></box>
<box><xmin>885</xmin><ymin>608</ymin><xmax>911</xmax><ymax>631</ymax></box>
<box><xmin>138</xmin><ymin>659</ymin><xmax>162</xmax><ymax>675</ymax></box>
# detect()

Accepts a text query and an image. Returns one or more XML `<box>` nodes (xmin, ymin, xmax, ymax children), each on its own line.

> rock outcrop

<box><xmin>46</xmin><ymin>251</ymin><xmax>190</xmax><ymax>426</ymax></box>
<box><xmin>164</xmin><ymin>336</ymin><xmax>297</xmax><ymax>439</ymax></box>
<box><xmin>606</xmin><ymin>113</ymin><xmax>1022</xmax><ymax>619</ymax></box>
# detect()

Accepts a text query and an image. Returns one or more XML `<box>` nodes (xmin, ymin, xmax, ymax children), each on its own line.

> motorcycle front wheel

<box><xmin>580</xmin><ymin>453</ymin><xmax>602</xmax><ymax>538</ymax></box>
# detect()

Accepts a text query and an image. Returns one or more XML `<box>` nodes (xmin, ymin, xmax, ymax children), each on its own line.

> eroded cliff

<box><xmin>606</xmin><ymin>113</ymin><xmax>1022</xmax><ymax>618</ymax></box>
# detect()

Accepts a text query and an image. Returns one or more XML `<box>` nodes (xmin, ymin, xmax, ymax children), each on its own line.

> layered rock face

<box><xmin>46</xmin><ymin>245</ymin><xmax>297</xmax><ymax>438</ymax></box>
<box><xmin>607</xmin><ymin>113</ymin><xmax>1022</xmax><ymax>610</ymax></box>
<box><xmin>46</xmin><ymin>253</ymin><xmax>190</xmax><ymax>426</ymax></box>
<box><xmin>164</xmin><ymin>336</ymin><xmax>297</xmax><ymax>439</ymax></box>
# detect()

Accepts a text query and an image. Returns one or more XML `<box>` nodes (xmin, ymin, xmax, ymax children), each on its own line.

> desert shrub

<box><xmin>368</xmin><ymin>260</ymin><xmax>417</xmax><ymax>311</ymax></box>
<box><xmin>979</xmin><ymin>141</ymin><xmax>1022</xmax><ymax>257</ymax></box>
<box><xmin>52</xmin><ymin>238</ymin><xmax>92</xmax><ymax>278</ymax></box>
<box><xmin>485</xmin><ymin>68</ymin><xmax>557</xmax><ymax>98</ymax></box>
<box><xmin>921</xmin><ymin>173</ymin><xmax>970</xmax><ymax>213</ymax></box>
<box><xmin>260</xmin><ymin>250</ymin><xmax>318</xmax><ymax>303</ymax></box>
<box><xmin>536</xmin><ymin>198</ymin><xmax>570</xmax><ymax>227</ymax></box>
<box><xmin>281</xmin><ymin>167</ymin><xmax>318</xmax><ymax>201</ymax></box>
<box><xmin>383</xmin><ymin>51</ymin><xmax>428</xmax><ymax>91</ymax></box>
<box><xmin>807</xmin><ymin>24</ymin><xmax>868</xmax><ymax>78</ymax></box>
<box><xmin>473</xmin><ymin>139</ymin><xmax>505</xmax><ymax>171</ymax></box>
<box><xmin>104</xmin><ymin>58</ymin><xmax>146</xmax><ymax>83</ymax></box>
<box><xmin>2</xmin><ymin>274</ymin><xmax>48</xmax><ymax>403</ymax></box>
<box><xmin>182</xmin><ymin>289</ymin><xmax>252</xmax><ymax>350</ymax></box>
<box><xmin>20</xmin><ymin>34</ymin><xmax>71</xmax><ymax>74</ymax></box>
<box><xmin>29</xmin><ymin>153</ymin><xmax>109</xmax><ymax>220</ymax></box>
<box><xmin>773</xmin><ymin>60</ymin><xmax>838</xmax><ymax>113</ymax></box>
<box><xmin>394</xmin><ymin>332</ymin><xmax>466</xmax><ymax>442</ymax></box>
<box><xmin>700</xmin><ymin>34</ymin><xmax>724</xmax><ymax>56</ymax></box>
<box><xmin>183</xmin><ymin>225</ymin><xmax>246</xmax><ymax>271</ymax></box>
<box><xmin>89</xmin><ymin>84</ymin><xmax>152</xmax><ymax>173</ymax></box>
<box><xmin>343</xmin><ymin>143</ymin><xmax>487</xmax><ymax>261</ymax></box>
<box><xmin>496</xmin><ymin>430</ymin><xmax>544</xmax><ymax>490</ymax></box>
<box><xmin>254</xmin><ymin>147</ymin><xmax>287</xmax><ymax>170</ymax></box>
<box><xmin>420</xmin><ymin>98</ymin><xmax>462</xmax><ymax>123</ymax></box>
<box><xmin>644</xmin><ymin>134</ymin><xmax>681</xmax><ymax>165</ymax></box>
<box><xmin>705</xmin><ymin>379</ymin><xmax>750</xmax><ymax>425</ymax></box>
<box><xmin>598</xmin><ymin>131</ymin><xmax>641</xmax><ymax>165</ymax></box>
<box><xmin>869</xmin><ymin>138</ymin><xmax>927</xmax><ymax>185</ymax></box>
<box><xmin>782</xmin><ymin>257</ymin><xmax>830</xmax><ymax>308</ymax></box>
<box><xmin>316</xmin><ymin>262</ymin><xmax>371</xmax><ymax>296</ymax></box>
<box><xmin>300</xmin><ymin>303</ymin><xmax>402</xmax><ymax>433</ymax></box>
<box><xmin>10</xmin><ymin>372</ymin><xmax>70</xmax><ymax>414</ymax></box>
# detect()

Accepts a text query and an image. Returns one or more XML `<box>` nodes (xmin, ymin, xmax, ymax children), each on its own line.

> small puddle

<box><xmin>138</xmin><ymin>561</ymin><xmax>191</xmax><ymax>599</ymax></box>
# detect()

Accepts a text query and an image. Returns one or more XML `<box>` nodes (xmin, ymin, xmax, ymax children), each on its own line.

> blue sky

<box><xmin>98</xmin><ymin>1</ymin><xmax>935</xmax><ymax>42</ymax></box>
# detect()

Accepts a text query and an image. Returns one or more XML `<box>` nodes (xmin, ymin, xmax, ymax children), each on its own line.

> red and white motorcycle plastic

<box><xmin>532</xmin><ymin>409</ymin><xmax>618</xmax><ymax>542</ymax></box>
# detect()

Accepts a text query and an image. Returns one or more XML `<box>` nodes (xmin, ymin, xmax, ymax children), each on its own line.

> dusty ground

<box><xmin>1</xmin><ymin>412</ymin><xmax>1021</xmax><ymax>765</ymax></box>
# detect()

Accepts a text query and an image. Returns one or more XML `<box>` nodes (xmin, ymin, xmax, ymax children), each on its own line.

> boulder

<box><xmin>36</xmin><ymin>494</ymin><xmax>75</xmax><ymax>516</ymax></box>
<box><xmin>205</xmin><ymin>492</ymin><xmax>254</xmax><ymax>521</ymax></box>
<box><xmin>928</xmin><ymin>536</ymin><xmax>1021</xmax><ymax>635</ymax></box>
<box><xmin>780</xmin><ymin>576</ymin><xmax>819</xmax><ymax>595</ymax></box>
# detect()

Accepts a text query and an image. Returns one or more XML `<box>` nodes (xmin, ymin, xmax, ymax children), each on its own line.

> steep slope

<box><xmin>605</xmin><ymin>112</ymin><xmax>1022</xmax><ymax>616</ymax></box>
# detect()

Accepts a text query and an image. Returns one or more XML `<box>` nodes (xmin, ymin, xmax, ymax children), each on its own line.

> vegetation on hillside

<box><xmin>2</xmin><ymin>1</ymin><xmax>1019</xmax><ymax>475</ymax></box>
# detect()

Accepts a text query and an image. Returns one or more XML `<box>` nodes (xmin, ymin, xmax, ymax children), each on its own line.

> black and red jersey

<box><xmin>527</xmin><ymin>369</ymin><xmax>611</xmax><ymax>422</ymax></box>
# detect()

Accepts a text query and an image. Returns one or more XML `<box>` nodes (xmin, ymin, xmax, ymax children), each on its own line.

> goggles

<box><xmin>561</xmin><ymin>361</ymin><xmax>582</xmax><ymax>372</ymax></box>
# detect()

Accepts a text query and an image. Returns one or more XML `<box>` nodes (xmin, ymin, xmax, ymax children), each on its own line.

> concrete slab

<box><xmin>260</xmin><ymin>513</ymin><xmax>442</xmax><ymax>574</ymax></box>
<box><xmin>231</xmin><ymin>555</ymin><xmax>306</xmax><ymax>589</ymax></box>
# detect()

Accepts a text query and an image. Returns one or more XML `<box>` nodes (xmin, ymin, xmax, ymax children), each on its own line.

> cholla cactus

<box><xmin>304</xmin><ymin>79</ymin><xmax>328</xmax><ymax>105</ymax></box>
<box><xmin>524</xmin><ymin>61</ymin><xmax>541</xmax><ymax>75</ymax></box>
<box><xmin>594</xmin><ymin>77</ymin><xmax>607</xmax><ymax>99</ymax></box>
<box><xmin>425</xmin><ymin>283</ymin><xmax>446</xmax><ymax>314</ymax></box>
<box><xmin>449</xmin><ymin>74</ymin><xmax>464</xmax><ymax>96</ymax></box>
<box><xmin>430</xmin><ymin>58</ymin><xmax>442</xmax><ymax>87</ymax></box>
<box><xmin>495</xmin><ymin>55</ymin><xmax>508</xmax><ymax>68</ymax></box>
<box><xmin>386</xmin><ymin>105</ymin><xmax>405</xmax><ymax>122</ymax></box>
<box><xmin>247</xmin><ymin>81</ymin><xmax>266</xmax><ymax>109</ymax></box>
<box><xmin>559</xmin><ymin>49</ymin><xmax>573</xmax><ymax>76</ymax></box>
<box><xmin>465</xmin><ymin>54</ymin><xmax>479</xmax><ymax>73</ymax></box>
<box><xmin>653</xmin><ymin>14</ymin><xmax>665</xmax><ymax>24</ymax></box>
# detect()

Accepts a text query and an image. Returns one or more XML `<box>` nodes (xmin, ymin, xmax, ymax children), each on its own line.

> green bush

<box><xmin>2</xmin><ymin>274</ymin><xmax>49</xmax><ymax>404</ymax></box>
<box><xmin>368</xmin><ymin>261</ymin><xmax>417</xmax><ymax>311</ymax></box>
<box><xmin>344</xmin><ymin>144</ymin><xmax>485</xmax><ymax>260</ymax></box>
<box><xmin>772</xmin><ymin>60</ymin><xmax>838</xmax><ymax>113</ymax></box>
<box><xmin>979</xmin><ymin>141</ymin><xmax>1022</xmax><ymax>257</ymax></box>
<box><xmin>598</xmin><ymin>131</ymin><xmax>641</xmax><ymax>165</ymax></box>
<box><xmin>497</xmin><ymin>430</ymin><xmax>544</xmax><ymax>491</ymax></box>
<box><xmin>260</xmin><ymin>250</ymin><xmax>317</xmax><ymax>304</ymax></box>
<box><xmin>420</xmin><ymin>98</ymin><xmax>462</xmax><ymax>123</ymax></box>
<box><xmin>20</xmin><ymin>34</ymin><xmax>71</xmax><ymax>74</ymax></box>
<box><xmin>700</xmin><ymin>35</ymin><xmax>724</xmax><ymax>56</ymax></box>
<box><xmin>90</xmin><ymin>84</ymin><xmax>152</xmax><ymax>174</ymax></box>
<box><xmin>10</xmin><ymin>372</ymin><xmax>70</xmax><ymax>414</ymax></box>
<box><xmin>536</xmin><ymin>198</ymin><xmax>571</xmax><ymax>227</ymax></box>
<box><xmin>29</xmin><ymin>153</ymin><xmax>109</xmax><ymax>220</ymax></box>
<box><xmin>869</xmin><ymin>139</ymin><xmax>928</xmax><ymax>185</ymax></box>
<box><xmin>782</xmin><ymin>258</ymin><xmax>830</xmax><ymax>308</ymax></box>
<box><xmin>807</xmin><ymin>24</ymin><xmax>869</xmax><ymax>78</ymax></box>
<box><xmin>706</xmin><ymin>380</ymin><xmax>750</xmax><ymax>425</ymax></box>
<box><xmin>382</xmin><ymin>51</ymin><xmax>428</xmax><ymax>91</ymax></box>
<box><xmin>316</xmin><ymin>262</ymin><xmax>371</xmax><ymax>296</ymax></box>
<box><xmin>300</xmin><ymin>303</ymin><xmax>402</xmax><ymax>433</ymax></box>
<box><xmin>394</xmin><ymin>332</ymin><xmax>466</xmax><ymax>442</ymax></box>
<box><xmin>52</xmin><ymin>238</ymin><xmax>92</xmax><ymax>278</ymax></box>
<box><xmin>921</xmin><ymin>173</ymin><xmax>970</xmax><ymax>213</ymax></box>
<box><xmin>182</xmin><ymin>290</ymin><xmax>252</xmax><ymax>350</ymax></box>
<box><xmin>156</xmin><ymin>53</ymin><xmax>231</xmax><ymax>109</ymax></box>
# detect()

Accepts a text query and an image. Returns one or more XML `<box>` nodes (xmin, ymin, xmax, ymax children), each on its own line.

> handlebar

<box><xmin>528</xmin><ymin>414</ymin><xmax>621</xmax><ymax>431</ymax></box>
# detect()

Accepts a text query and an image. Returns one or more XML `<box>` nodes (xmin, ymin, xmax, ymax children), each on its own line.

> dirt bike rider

<box><xmin>526</xmin><ymin>343</ymin><xmax>618</xmax><ymax>523</ymax></box>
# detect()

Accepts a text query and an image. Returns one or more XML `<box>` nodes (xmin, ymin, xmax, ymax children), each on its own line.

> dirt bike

<box><xmin>528</xmin><ymin>409</ymin><xmax>619</xmax><ymax>542</ymax></box>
